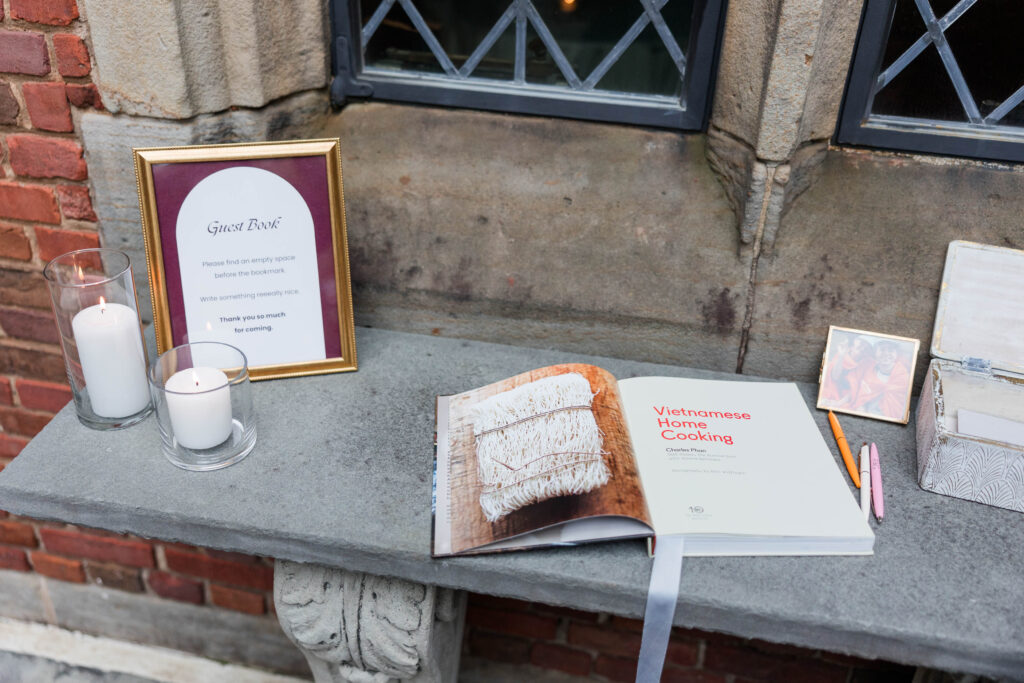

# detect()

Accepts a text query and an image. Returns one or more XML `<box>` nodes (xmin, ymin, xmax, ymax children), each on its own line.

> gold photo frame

<box><xmin>134</xmin><ymin>139</ymin><xmax>356</xmax><ymax>380</ymax></box>
<box><xmin>817</xmin><ymin>326</ymin><xmax>920</xmax><ymax>424</ymax></box>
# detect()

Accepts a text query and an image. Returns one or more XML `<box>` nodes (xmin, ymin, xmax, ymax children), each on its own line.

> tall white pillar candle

<box><xmin>71</xmin><ymin>300</ymin><xmax>150</xmax><ymax>418</ymax></box>
<box><xmin>164</xmin><ymin>367</ymin><xmax>233</xmax><ymax>450</ymax></box>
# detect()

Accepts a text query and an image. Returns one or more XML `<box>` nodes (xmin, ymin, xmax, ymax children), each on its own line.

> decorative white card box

<box><xmin>916</xmin><ymin>241</ymin><xmax>1024</xmax><ymax>512</ymax></box>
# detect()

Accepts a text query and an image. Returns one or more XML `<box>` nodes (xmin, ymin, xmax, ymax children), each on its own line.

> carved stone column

<box><xmin>706</xmin><ymin>0</ymin><xmax>866</xmax><ymax>249</ymax></box>
<box><xmin>274</xmin><ymin>560</ymin><xmax>466</xmax><ymax>683</ymax></box>
<box><xmin>80</xmin><ymin>0</ymin><xmax>329</xmax><ymax>119</ymax></box>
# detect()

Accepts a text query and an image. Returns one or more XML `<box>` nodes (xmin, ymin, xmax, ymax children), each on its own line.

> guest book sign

<box><xmin>134</xmin><ymin>140</ymin><xmax>357</xmax><ymax>380</ymax></box>
<box><xmin>175</xmin><ymin>166</ymin><xmax>326</xmax><ymax>367</ymax></box>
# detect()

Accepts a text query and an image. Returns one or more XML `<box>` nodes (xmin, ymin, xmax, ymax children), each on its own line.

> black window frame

<box><xmin>328</xmin><ymin>0</ymin><xmax>727</xmax><ymax>131</ymax></box>
<box><xmin>838</xmin><ymin>0</ymin><xmax>1024</xmax><ymax>163</ymax></box>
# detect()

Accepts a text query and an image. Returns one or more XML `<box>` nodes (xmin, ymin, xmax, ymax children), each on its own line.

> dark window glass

<box><xmin>332</xmin><ymin>0</ymin><xmax>726</xmax><ymax>130</ymax></box>
<box><xmin>838</xmin><ymin>0</ymin><xmax>1024</xmax><ymax>162</ymax></box>
<box><xmin>363</xmin><ymin>1</ymin><xmax>691</xmax><ymax>96</ymax></box>
<box><xmin>870</xmin><ymin>0</ymin><xmax>1024</xmax><ymax>124</ymax></box>
<box><xmin>363</xmin><ymin>3</ymin><xmax>508</xmax><ymax>76</ymax></box>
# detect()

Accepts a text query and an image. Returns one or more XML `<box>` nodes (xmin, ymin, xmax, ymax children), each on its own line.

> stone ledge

<box><xmin>0</xmin><ymin>327</ymin><xmax>1021</xmax><ymax>677</ymax></box>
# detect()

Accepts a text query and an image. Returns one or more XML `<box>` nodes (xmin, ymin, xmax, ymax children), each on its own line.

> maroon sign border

<box><xmin>149</xmin><ymin>155</ymin><xmax>342</xmax><ymax>359</ymax></box>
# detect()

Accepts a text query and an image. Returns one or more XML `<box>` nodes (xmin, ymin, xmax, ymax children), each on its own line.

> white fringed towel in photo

<box><xmin>471</xmin><ymin>372</ymin><xmax>611</xmax><ymax>522</ymax></box>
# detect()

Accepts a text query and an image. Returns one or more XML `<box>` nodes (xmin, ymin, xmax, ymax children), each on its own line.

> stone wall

<box><xmin>70</xmin><ymin>0</ymin><xmax>1024</xmax><ymax>387</ymax></box>
<box><xmin>325</xmin><ymin>103</ymin><xmax>746</xmax><ymax>374</ymax></box>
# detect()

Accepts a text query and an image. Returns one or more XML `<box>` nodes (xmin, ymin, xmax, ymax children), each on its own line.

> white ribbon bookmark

<box><xmin>635</xmin><ymin>535</ymin><xmax>686</xmax><ymax>683</ymax></box>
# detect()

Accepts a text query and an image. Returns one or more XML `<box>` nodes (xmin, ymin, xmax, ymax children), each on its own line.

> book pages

<box><xmin>619</xmin><ymin>377</ymin><xmax>872</xmax><ymax>553</ymax></box>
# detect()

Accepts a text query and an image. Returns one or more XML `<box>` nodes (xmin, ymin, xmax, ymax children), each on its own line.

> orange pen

<box><xmin>828</xmin><ymin>411</ymin><xmax>861</xmax><ymax>488</ymax></box>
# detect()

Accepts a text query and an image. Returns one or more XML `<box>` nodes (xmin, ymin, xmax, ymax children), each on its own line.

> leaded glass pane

<box><xmin>839</xmin><ymin>0</ymin><xmax>1024</xmax><ymax>161</ymax></box>
<box><xmin>332</xmin><ymin>0</ymin><xmax>725</xmax><ymax>130</ymax></box>
<box><xmin>943</xmin><ymin>1</ymin><xmax>1024</xmax><ymax>125</ymax></box>
<box><xmin>871</xmin><ymin>0</ymin><xmax>1024</xmax><ymax>126</ymax></box>
<box><xmin>864</xmin><ymin>0</ymin><xmax>1024</xmax><ymax>127</ymax></box>
<box><xmin>360</xmin><ymin>0</ymin><xmax>692</xmax><ymax>98</ymax></box>
<box><xmin>526</xmin><ymin>1</ymin><xmax>691</xmax><ymax>96</ymax></box>
<box><xmin>364</xmin><ymin>3</ymin><xmax>508</xmax><ymax>76</ymax></box>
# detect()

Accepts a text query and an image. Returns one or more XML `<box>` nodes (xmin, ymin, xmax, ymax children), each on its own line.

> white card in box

<box><xmin>916</xmin><ymin>241</ymin><xmax>1024</xmax><ymax>512</ymax></box>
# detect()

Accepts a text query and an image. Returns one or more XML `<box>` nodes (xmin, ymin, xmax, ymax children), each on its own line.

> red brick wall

<box><xmin>0</xmin><ymin>0</ymin><xmax>99</xmax><ymax>464</ymax></box>
<box><xmin>0</xmin><ymin>511</ymin><xmax>921</xmax><ymax>681</ymax></box>
<box><xmin>0</xmin><ymin>4</ymin><xmax>917</xmax><ymax>680</ymax></box>
<box><xmin>0</xmin><ymin>515</ymin><xmax>274</xmax><ymax>615</ymax></box>
<box><xmin>463</xmin><ymin>595</ymin><xmax>915</xmax><ymax>682</ymax></box>
<box><xmin>0</xmin><ymin>0</ymin><xmax>274</xmax><ymax>625</ymax></box>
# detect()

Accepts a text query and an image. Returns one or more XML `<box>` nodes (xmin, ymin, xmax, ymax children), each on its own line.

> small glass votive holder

<box><xmin>149</xmin><ymin>342</ymin><xmax>256</xmax><ymax>471</ymax></box>
<box><xmin>43</xmin><ymin>248</ymin><xmax>153</xmax><ymax>430</ymax></box>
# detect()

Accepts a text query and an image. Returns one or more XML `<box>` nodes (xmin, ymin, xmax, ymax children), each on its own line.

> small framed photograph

<box><xmin>134</xmin><ymin>139</ymin><xmax>356</xmax><ymax>380</ymax></box>
<box><xmin>817</xmin><ymin>326</ymin><xmax>920</xmax><ymax>424</ymax></box>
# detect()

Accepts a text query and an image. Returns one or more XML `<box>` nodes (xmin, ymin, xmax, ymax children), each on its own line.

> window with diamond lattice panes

<box><xmin>839</xmin><ymin>0</ymin><xmax>1024</xmax><ymax>162</ymax></box>
<box><xmin>330</xmin><ymin>0</ymin><xmax>726</xmax><ymax>130</ymax></box>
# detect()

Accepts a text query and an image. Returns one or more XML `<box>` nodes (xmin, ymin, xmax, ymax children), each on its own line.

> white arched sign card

<box><xmin>135</xmin><ymin>139</ymin><xmax>357</xmax><ymax>380</ymax></box>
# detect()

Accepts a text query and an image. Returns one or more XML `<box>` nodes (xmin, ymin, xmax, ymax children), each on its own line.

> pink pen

<box><xmin>870</xmin><ymin>443</ymin><xmax>884</xmax><ymax>523</ymax></box>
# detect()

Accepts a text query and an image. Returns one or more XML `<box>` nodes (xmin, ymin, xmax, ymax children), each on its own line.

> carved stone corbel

<box><xmin>273</xmin><ymin>560</ymin><xmax>466</xmax><ymax>683</ymax></box>
<box><xmin>706</xmin><ymin>0</ymin><xmax>866</xmax><ymax>249</ymax></box>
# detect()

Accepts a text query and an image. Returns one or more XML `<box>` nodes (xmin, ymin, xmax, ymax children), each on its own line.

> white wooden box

<box><xmin>916</xmin><ymin>241</ymin><xmax>1024</xmax><ymax>512</ymax></box>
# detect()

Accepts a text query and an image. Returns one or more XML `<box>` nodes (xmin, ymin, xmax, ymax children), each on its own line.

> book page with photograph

<box><xmin>434</xmin><ymin>364</ymin><xmax>653</xmax><ymax>557</ymax></box>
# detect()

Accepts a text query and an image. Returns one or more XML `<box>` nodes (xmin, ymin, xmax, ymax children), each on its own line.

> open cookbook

<box><xmin>433</xmin><ymin>364</ymin><xmax>874</xmax><ymax>557</ymax></box>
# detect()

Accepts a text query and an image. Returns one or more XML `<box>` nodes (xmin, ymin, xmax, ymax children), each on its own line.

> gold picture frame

<box><xmin>134</xmin><ymin>139</ymin><xmax>356</xmax><ymax>380</ymax></box>
<box><xmin>817</xmin><ymin>326</ymin><xmax>920</xmax><ymax>424</ymax></box>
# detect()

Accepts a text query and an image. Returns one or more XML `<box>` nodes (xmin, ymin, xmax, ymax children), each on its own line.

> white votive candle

<box><xmin>165</xmin><ymin>367</ymin><xmax>233</xmax><ymax>450</ymax></box>
<box><xmin>71</xmin><ymin>300</ymin><xmax>150</xmax><ymax>418</ymax></box>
